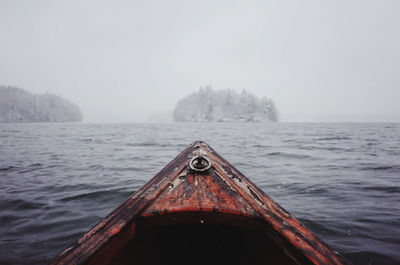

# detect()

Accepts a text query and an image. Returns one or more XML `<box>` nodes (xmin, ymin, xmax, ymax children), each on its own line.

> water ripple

<box><xmin>0</xmin><ymin>122</ymin><xmax>399</xmax><ymax>264</ymax></box>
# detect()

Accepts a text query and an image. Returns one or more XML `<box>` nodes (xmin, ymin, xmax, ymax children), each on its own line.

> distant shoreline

<box><xmin>173</xmin><ymin>87</ymin><xmax>278</xmax><ymax>122</ymax></box>
<box><xmin>0</xmin><ymin>86</ymin><xmax>83</xmax><ymax>123</ymax></box>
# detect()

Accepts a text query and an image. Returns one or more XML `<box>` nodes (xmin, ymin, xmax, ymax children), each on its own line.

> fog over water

<box><xmin>1</xmin><ymin>0</ymin><xmax>400</xmax><ymax>122</ymax></box>
<box><xmin>1</xmin><ymin>3</ymin><xmax>400</xmax><ymax>264</ymax></box>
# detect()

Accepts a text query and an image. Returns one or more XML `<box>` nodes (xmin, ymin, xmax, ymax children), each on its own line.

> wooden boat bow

<box><xmin>51</xmin><ymin>141</ymin><xmax>351</xmax><ymax>265</ymax></box>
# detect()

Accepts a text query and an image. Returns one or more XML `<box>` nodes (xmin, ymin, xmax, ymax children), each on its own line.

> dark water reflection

<box><xmin>0</xmin><ymin>123</ymin><xmax>399</xmax><ymax>264</ymax></box>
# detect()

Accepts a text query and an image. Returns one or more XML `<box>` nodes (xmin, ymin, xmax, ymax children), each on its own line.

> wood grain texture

<box><xmin>51</xmin><ymin>141</ymin><xmax>351</xmax><ymax>265</ymax></box>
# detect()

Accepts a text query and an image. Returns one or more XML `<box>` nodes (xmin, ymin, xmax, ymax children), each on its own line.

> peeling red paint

<box><xmin>51</xmin><ymin>141</ymin><xmax>351</xmax><ymax>265</ymax></box>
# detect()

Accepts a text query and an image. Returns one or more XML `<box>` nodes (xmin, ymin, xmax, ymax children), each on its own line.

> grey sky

<box><xmin>1</xmin><ymin>0</ymin><xmax>399</xmax><ymax>122</ymax></box>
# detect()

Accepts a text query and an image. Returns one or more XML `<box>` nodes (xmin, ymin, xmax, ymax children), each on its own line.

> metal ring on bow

<box><xmin>189</xmin><ymin>155</ymin><xmax>211</xmax><ymax>173</ymax></box>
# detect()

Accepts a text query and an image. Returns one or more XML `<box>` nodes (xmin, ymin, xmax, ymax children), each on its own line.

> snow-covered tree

<box><xmin>173</xmin><ymin>87</ymin><xmax>278</xmax><ymax>122</ymax></box>
<box><xmin>0</xmin><ymin>86</ymin><xmax>83</xmax><ymax>123</ymax></box>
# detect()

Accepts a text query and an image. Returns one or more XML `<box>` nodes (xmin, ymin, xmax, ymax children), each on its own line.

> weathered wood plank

<box><xmin>51</xmin><ymin>141</ymin><xmax>351</xmax><ymax>265</ymax></box>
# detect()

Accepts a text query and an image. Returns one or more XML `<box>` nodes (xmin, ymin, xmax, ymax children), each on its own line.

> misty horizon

<box><xmin>1</xmin><ymin>1</ymin><xmax>399</xmax><ymax>123</ymax></box>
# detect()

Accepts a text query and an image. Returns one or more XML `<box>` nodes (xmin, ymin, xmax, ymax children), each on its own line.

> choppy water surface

<box><xmin>0</xmin><ymin>123</ymin><xmax>399</xmax><ymax>264</ymax></box>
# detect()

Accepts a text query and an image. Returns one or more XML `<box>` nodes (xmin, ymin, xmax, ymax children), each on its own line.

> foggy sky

<box><xmin>1</xmin><ymin>0</ymin><xmax>399</xmax><ymax>122</ymax></box>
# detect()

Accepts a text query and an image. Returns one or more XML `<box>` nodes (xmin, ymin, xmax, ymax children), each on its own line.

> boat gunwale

<box><xmin>50</xmin><ymin>141</ymin><xmax>351</xmax><ymax>265</ymax></box>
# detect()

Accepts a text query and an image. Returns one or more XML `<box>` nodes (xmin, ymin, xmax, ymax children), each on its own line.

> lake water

<box><xmin>0</xmin><ymin>123</ymin><xmax>399</xmax><ymax>264</ymax></box>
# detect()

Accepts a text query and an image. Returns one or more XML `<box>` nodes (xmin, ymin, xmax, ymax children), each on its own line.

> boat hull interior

<box><xmin>109</xmin><ymin>212</ymin><xmax>311</xmax><ymax>265</ymax></box>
